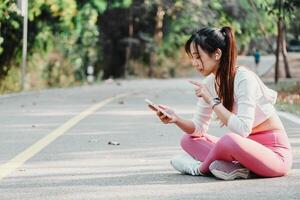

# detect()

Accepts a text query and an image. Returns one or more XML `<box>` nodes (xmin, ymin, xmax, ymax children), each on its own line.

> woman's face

<box><xmin>190</xmin><ymin>43</ymin><xmax>219</xmax><ymax>76</ymax></box>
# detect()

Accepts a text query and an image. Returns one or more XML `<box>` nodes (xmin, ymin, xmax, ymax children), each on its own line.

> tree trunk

<box><xmin>275</xmin><ymin>18</ymin><xmax>282</xmax><ymax>84</ymax></box>
<box><xmin>124</xmin><ymin>8</ymin><xmax>133</xmax><ymax>78</ymax></box>
<box><xmin>149</xmin><ymin>4</ymin><xmax>165</xmax><ymax>77</ymax></box>
<box><xmin>281</xmin><ymin>22</ymin><xmax>292</xmax><ymax>78</ymax></box>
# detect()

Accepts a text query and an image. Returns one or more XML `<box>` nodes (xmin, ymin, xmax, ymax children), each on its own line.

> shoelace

<box><xmin>186</xmin><ymin>161</ymin><xmax>201</xmax><ymax>175</ymax></box>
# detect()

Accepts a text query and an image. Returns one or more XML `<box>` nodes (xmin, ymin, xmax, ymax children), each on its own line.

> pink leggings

<box><xmin>181</xmin><ymin>130</ymin><xmax>293</xmax><ymax>177</ymax></box>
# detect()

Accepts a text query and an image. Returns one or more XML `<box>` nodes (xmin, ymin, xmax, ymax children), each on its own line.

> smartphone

<box><xmin>145</xmin><ymin>99</ymin><xmax>172</xmax><ymax>119</ymax></box>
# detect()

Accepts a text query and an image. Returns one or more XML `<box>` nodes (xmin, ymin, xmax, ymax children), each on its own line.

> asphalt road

<box><xmin>0</xmin><ymin>77</ymin><xmax>299</xmax><ymax>200</ymax></box>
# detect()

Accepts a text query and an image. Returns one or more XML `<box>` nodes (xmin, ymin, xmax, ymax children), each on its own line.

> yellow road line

<box><xmin>0</xmin><ymin>93</ymin><xmax>130</xmax><ymax>180</ymax></box>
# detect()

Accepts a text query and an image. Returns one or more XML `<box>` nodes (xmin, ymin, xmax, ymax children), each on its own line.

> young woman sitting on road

<box><xmin>152</xmin><ymin>26</ymin><xmax>292</xmax><ymax>180</ymax></box>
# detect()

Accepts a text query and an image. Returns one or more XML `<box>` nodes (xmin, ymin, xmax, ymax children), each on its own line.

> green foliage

<box><xmin>28</xmin><ymin>0</ymin><xmax>77</xmax><ymax>26</ymax></box>
<box><xmin>90</xmin><ymin>0</ymin><xmax>107</xmax><ymax>12</ymax></box>
<box><xmin>64</xmin><ymin>3</ymin><xmax>100</xmax><ymax>81</ymax></box>
<box><xmin>260</xmin><ymin>0</ymin><xmax>300</xmax><ymax>18</ymax></box>
<box><xmin>27</xmin><ymin>0</ymin><xmax>131</xmax><ymax>80</ymax></box>
<box><xmin>0</xmin><ymin>65</ymin><xmax>21</xmax><ymax>94</ymax></box>
<box><xmin>107</xmin><ymin>0</ymin><xmax>132</xmax><ymax>9</ymax></box>
<box><xmin>1</xmin><ymin>0</ymin><xmax>300</xmax><ymax>93</ymax></box>
<box><xmin>0</xmin><ymin>36</ymin><xmax>3</xmax><ymax>55</ymax></box>
<box><xmin>0</xmin><ymin>0</ymin><xmax>23</xmax><ymax>82</ymax></box>
<box><xmin>152</xmin><ymin>0</ymin><xmax>200</xmax><ymax>60</ymax></box>
<box><xmin>0</xmin><ymin>1</ymin><xmax>21</xmax><ymax>57</ymax></box>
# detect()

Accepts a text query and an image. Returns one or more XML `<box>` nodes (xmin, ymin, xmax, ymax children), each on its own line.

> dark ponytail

<box><xmin>185</xmin><ymin>26</ymin><xmax>238</xmax><ymax>112</ymax></box>
<box><xmin>216</xmin><ymin>26</ymin><xmax>237</xmax><ymax>111</ymax></box>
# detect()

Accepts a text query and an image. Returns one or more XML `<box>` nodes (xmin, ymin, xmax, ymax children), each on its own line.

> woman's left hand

<box><xmin>189</xmin><ymin>80</ymin><xmax>213</xmax><ymax>104</ymax></box>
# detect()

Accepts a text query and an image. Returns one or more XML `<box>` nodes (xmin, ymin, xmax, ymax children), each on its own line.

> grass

<box><xmin>266</xmin><ymin>80</ymin><xmax>300</xmax><ymax>117</ymax></box>
<box><xmin>275</xmin><ymin>102</ymin><xmax>300</xmax><ymax>117</ymax></box>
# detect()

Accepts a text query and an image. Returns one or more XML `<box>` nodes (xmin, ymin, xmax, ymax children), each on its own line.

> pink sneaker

<box><xmin>209</xmin><ymin>160</ymin><xmax>250</xmax><ymax>180</ymax></box>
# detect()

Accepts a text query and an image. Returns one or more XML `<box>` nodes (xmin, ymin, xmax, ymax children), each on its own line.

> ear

<box><xmin>215</xmin><ymin>48</ymin><xmax>222</xmax><ymax>60</ymax></box>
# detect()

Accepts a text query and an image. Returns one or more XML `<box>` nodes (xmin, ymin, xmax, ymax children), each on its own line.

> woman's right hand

<box><xmin>156</xmin><ymin>105</ymin><xmax>178</xmax><ymax>124</ymax></box>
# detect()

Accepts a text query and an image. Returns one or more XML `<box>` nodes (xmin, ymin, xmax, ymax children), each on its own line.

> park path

<box><xmin>0</xmin><ymin>75</ymin><xmax>299</xmax><ymax>199</ymax></box>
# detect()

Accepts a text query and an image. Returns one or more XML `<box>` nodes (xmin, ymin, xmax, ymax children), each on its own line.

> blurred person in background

<box><xmin>254</xmin><ymin>48</ymin><xmax>261</xmax><ymax>73</ymax></box>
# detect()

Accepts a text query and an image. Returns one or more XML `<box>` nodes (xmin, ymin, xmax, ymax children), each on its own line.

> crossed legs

<box><xmin>181</xmin><ymin>133</ymin><xmax>288</xmax><ymax>177</ymax></box>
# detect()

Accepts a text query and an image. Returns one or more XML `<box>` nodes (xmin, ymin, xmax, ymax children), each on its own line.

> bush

<box><xmin>0</xmin><ymin>65</ymin><xmax>21</xmax><ymax>94</ymax></box>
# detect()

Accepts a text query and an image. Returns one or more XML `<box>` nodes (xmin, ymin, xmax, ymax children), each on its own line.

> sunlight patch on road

<box><xmin>0</xmin><ymin>93</ymin><xmax>130</xmax><ymax>180</ymax></box>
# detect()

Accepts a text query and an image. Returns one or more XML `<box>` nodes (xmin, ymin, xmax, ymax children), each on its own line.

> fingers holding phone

<box><xmin>145</xmin><ymin>99</ymin><xmax>177</xmax><ymax>123</ymax></box>
<box><xmin>157</xmin><ymin>106</ymin><xmax>176</xmax><ymax>124</ymax></box>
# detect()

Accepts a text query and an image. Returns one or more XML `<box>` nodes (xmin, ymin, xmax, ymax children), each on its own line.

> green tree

<box><xmin>0</xmin><ymin>1</ymin><xmax>22</xmax><ymax>78</ymax></box>
<box><xmin>260</xmin><ymin>0</ymin><xmax>300</xmax><ymax>83</ymax></box>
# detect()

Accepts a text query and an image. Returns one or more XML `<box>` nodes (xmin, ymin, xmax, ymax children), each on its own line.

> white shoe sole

<box><xmin>211</xmin><ymin>168</ymin><xmax>250</xmax><ymax>181</ymax></box>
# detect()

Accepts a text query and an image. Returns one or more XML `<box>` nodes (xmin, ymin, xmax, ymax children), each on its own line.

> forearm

<box><xmin>211</xmin><ymin>103</ymin><xmax>232</xmax><ymax>126</ymax></box>
<box><xmin>174</xmin><ymin>116</ymin><xmax>195</xmax><ymax>134</ymax></box>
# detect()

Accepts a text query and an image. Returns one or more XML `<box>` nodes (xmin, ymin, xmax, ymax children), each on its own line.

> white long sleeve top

<box><xmin>191</xmin><ymin>66</ymin><xmax>277</xmax><ymax>137</ymax></box>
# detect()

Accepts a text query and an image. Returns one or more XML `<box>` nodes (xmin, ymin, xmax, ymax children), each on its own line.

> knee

<box><xmin>216</xmin><ymin>133</ymin><xmax>242</xmax><ymax>150</ymax></box>
<box><xmin>180</xmin><ymin>134</ymin><xmax>193</xmax><ymax>150</ymax></box>
<box><xmin>221</xmin><ymin>132</ymin><xmax>242</xmax><ymax>143</ymax></box>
